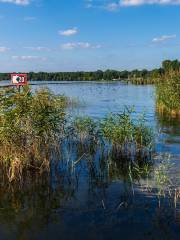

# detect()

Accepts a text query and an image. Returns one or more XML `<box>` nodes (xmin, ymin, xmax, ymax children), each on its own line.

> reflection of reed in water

<box><xmin>175</xmin><ymin>208</ymin><xmax>180</xmax><ymax>224</ymax></box>
<box><xmin>156</xmin><ymin>111</ymin><xmax>180</xmax><ymax>139</ymax></box>
<box><xmin>0</xmin><ymin>141</ymin><xmax>180</xmax><ymax>240</ymax></box>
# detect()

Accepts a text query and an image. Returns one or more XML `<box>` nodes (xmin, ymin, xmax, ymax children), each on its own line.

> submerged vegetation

<box><xmin>0</xmin><ymin>86</ymin><xmax>154</xmax><ymax>183</ymax></box>
<box><xmin>0</xmin><ymin>86</ymin><xmax>179</xmax><ymax>210</ymax></box>
<box><xmin>0</xmin><ymin>85</ymin><xmax>179</xmax><ymax>239</ymax></box>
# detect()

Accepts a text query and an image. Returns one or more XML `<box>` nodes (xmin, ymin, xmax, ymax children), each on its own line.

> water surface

<box><xmin>0</xmin><ymin>81</ymin><xmax>180</xmax><ymax>240</ymax></box>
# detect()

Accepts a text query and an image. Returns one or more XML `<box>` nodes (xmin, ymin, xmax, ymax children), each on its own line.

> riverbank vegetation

<box><xmin>0</xmin><ymin>86</ymin><xmax>179</xmax><ymax>228</ymax></box>
<box><xmin>0</xmin><ymin>87</ymin><xmax>154</xmax><ymax>182</ymax></box>
<box><xmin>156</xmin><ymin>60</ymin><xmax>180</xmax><ymax>116</ymax></box>
<box><xmin>0</xmin><ymin>87</ymin><xmax>68</xmax><ymax>181</ymax></box>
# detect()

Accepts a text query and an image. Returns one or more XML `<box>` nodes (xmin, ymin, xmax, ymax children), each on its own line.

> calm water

<box><xmin>0</xmin><ymin>81</ymin><xmax>180</xmax><ymax>240</ymax></box>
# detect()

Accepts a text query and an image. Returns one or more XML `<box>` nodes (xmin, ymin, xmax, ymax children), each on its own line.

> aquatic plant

<box><xmin>156</xmin><ymin>74</ymin><xmax>180</xmax><ymax>116</ymax></box>
<box><xmin>154</xmin><ymin>156</ymin><xmax>173</xmax><ymax>197</ymax></box>
<box><xmin>0</xmin><ymin>86</ymin><xmax>155</xmax><ymax>183</ymax></box>
<box><xmin>135</xmin><ymin>153</ymin><xmax>180</xmax><ymax>208</ymax></box>
<box><xmin>129</xmin><ymin>77</ymin><xmax>160</xmax><ymax>85</ymax></box>
<box><xmin>0</xmin><ymin>87</ymin><xmax>68</xmax><ymax>181</ymax></box>
<box><xmin>100</xmin><ymin>108</ymin><xmax>154</xmax><ymax>158</ymax></box>
<box><xmin>73</xmin><ymin>116</ymin><xmax>99</xmax><ymax>142</ymax></box>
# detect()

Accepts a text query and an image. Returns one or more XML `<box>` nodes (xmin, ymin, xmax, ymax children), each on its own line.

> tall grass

<box><xmin>156</xmin><ymin>74</ymin><xmax>180</xmax><ymax>116</ymax></box>
<box><xmin>129</xmin><ymin>77</ymin><xmax>160</xmax><ymax>85</ymax></box>
<box><xmin>0</xmin><ymin>87</ymin><xmax>68</xmax><ymax>181</ymax></box>
<box><xmin>101</xmin><ymin>109</ymin><xmax>153</xmax><ymax>155</ymax></box>
<box><xmin>0</xmin><ymin>86</ymin><xmax>154</xmax><ymax>182</ymax></box>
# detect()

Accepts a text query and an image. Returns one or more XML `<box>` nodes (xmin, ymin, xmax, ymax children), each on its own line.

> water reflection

<box><xmin>0</xmin><ymin>140</ymin><xmax>179</xmax><ymax>239</ymax></box>
<box><xmin>156</xmin><ymin>112</ymin><xmax>180</xmax><ymax>183</ymax></box>
<box><xmin>0</xmin><ymin>81</ymin><xmax>180</xmax><ymax>239</ymax></box>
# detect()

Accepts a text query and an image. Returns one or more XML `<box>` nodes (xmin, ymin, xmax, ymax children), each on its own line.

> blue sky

<box><xmin>0</xmin><ymin>0</ymin><xmax>180</xmax><ymax>72</ymax></box>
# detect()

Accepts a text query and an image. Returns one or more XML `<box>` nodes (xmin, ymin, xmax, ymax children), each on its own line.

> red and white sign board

<box><xmin>11</xmin><ymin>73</ymin><xmax>28</xmax><ymax>86</ymax></box>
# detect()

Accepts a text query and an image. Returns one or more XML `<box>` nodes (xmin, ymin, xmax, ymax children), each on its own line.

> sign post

<box><xmin>11</xmin><ymin>73</ymin><xmax>28</xmax><ymax>92</ymax></box>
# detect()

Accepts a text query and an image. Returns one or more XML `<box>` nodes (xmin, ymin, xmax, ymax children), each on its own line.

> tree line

<box><xmin>0</xmin><ymin>60</ymin><xmax>179</xmax><ymax>83</ymax></box>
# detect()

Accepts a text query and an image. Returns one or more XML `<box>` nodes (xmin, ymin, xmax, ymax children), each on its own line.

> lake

<box><xmin>0</xmin><ymin>81</ymin><xmax>180</xmax><ymax>240</ymax></box>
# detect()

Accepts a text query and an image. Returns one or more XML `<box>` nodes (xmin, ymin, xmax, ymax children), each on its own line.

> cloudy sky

<box><xmin>0</xmin><ymin>0</ymin><xmax>180</xmax><ymax>72</ymax></box>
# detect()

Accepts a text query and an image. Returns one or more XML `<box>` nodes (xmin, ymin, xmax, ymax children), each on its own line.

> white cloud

<box><xmin>59</xmin><ymin>28</ymin><xmax>78</xmax><ymax>37</ymax></box>
<box><xmin>23</xmin><ymin>46</ymin><xmax>50</xmax><ymax>51</ymax></box>
<box><xmin>0</xmin><ymin>0</ymin><xmax>30</xmax><ymax>5</ymax></box>
<box><xmin>121</xmin><ymin>0</ymin><xmax>180</xmax><ymax>7</ymax></box>
<box><xmin>87</xmin><ymin>0</ymin><xmax>180</xmax><ymax>11</ymax></box>
<box><xmin>61</xmin><ymin>42</ymin><xmax>101</xmax><ymax>50</ymax></box>
<box><xmin>12</xmin><ymin>55</ymin><xmax>47</xmax><ymax>61</ymax></box>
<box><xmin>0</xmin><ymin>47</ymin><xmax>10</xmax><ymax>52</ymax></box>
<box><xmin>152</xmin><ymin>34</ymin><xmax>176</xmax><ymax>43</ymax></box>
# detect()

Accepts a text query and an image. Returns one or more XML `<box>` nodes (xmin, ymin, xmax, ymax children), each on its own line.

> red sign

<box><xmin>11</xmin><ymin>73</ymin><xmax>28</xmax><ymax>86</ymax></box>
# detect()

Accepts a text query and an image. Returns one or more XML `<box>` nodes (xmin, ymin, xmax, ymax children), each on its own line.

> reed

<box><xmin>156</xmin><ymin>74</ymin><xmax>180</xmax><ymax>117</ymax></box>
<box><xmin>73</xmin><ymin>116</ymin><xmax>99</xmax><ymax>143</ymax></box>
<box><xmin>100</xmin><ymin>108</ymin><xmax>154</xmax><ymax>158</ymax></box>
<box><xmin>0</xmin><ymin>87</ymin><xmax>154</xmax><ymax>183</ymax></box>
<box><xmin>0</xmin><ymin>87</ymin><xmax>68</xmax><ymax>181</ymax></box>
<box><xmin>129</xmin><ymin>77</ymin><xmax>160</xmax><ymax>85</ymax></box>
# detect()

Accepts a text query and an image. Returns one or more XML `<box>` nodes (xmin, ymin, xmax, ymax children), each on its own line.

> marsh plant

<box><xmin>0</xmin><ymin>87</ymin><xmax>68</xmax><ymax>181</ymax></box>
<box><xmin>73</xmin><ymin>116</ymin><xmax>100</xmax><ymax>143</ymax></box>
<box><xmin>153</xmin><ymin>155</ymin><xmax>180</xmax><ymax>207</ymax></box>
<box><xmin>0</xmin><ymin>86</ymin><xmax>178</xmax><ymax>209</ymax></box>
<box><xmin>0</xmin><ymin>87</ymin><xmax>154</xmax><ymax>183</ymax></box>
<box><xmin>134</xmin><ymin>153</ymin><xmax>180</xmax><ymax>208</ymax></box>
<box><xmin>156</xmin><ymin>74</ymin><xmax>180</xmax><ymax>116</ymax></box>
<box><xmin>100</xmin><ymin>108</ymin><xmax>154</xmax><ymax>159</ymax></box>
